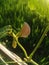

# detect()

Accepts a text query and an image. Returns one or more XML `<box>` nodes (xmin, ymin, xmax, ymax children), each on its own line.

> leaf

<box><xmin>20</xmin><ymin>22</ymin><xmax>30</xmax><ymax>38</ymax></box>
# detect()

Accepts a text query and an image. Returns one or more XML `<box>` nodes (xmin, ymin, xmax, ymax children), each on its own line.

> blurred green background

<box><xmin>0</xmin><ymin>0</ymin><xmax>49</xmax><ymax>65</ymax></box>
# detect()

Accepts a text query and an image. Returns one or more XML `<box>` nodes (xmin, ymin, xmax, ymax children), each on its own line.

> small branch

<box><xmin>12</xmin><ymin>33</ymin><xmax>28</xmax><ymax>58</ymax></box>
<box><xmin>29</xmin><ymin>25</ymin><xmax>49</xmax><ymax>58</ymax></box>
<box><xmin>17</xmin><ymin>40</ymin><xmax>28</xmax><ymax>58</ymax></box>
<box><xmin>24</xmin><ymin>57</ymin><xmax>39</xmax><ymax>65</ymax></box>
<box><xmin>30</xmin><ymin>59</ymin><xmax>39</xmax><ymax>65</ymax></box>
<box><xmin>0</xmin><ymin>55</ymin><xmax>8</xmax><ymax>65</ymax></box>
<box><xmin>12</xmin><ymin>33</ymin><xmax>39</xmax><ymax>65</ymax></box>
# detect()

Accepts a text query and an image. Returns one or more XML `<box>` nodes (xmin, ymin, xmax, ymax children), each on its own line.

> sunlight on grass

<box><xmin>28</xmin><ymin>0</ymin><xmax>49</xmax><ymax>19</ymax></box>
<box><xmin>28</xmin><ymin>3</ymin><xmax>36</xmax><ymax>10</ymax></box>
<box><xmin>46</xmin><ymin>0</ymin><xmax>49</xmax><ymax>4</ymax></box>
<box><xmin>28</xmin><ymin>4</ymin><xmax>35</xmax><ymax>10</ymax></box>
<box><xmin>28</xmin><ymin>0</ymin><xmax>36</xmax><ymax>10</ymax></box>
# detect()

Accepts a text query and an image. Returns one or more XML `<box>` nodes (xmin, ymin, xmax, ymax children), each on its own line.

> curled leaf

<box><xmin>20</xmin><ymin>22</ymin><xmax>30</xmax><ymax>38</ymax></box>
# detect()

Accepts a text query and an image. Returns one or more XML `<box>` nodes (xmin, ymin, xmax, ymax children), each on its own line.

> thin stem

<box><xmin>0</xmin><ymin>55</ymin><xmax>8</xmax><ymax>65</ymax></box>
<box><xmin>29</xmin><ymin>25</ymin><xmax>49</xmax><ymax>58</ymax></box>
<box><xmin>30</xmin><ymin>59</ymin><xmax>38</xmax><ymax>65</ymax></box>
<box><xmin>0</xmin><ymin>61</ymin><xmax>16</xmax><ymax>64</ymax></box>
<box><xmin>12</xmin><ymin>33</ymin><xmax>39</xmax><ymax>65</ymax></box>
<box><xmin>12</xmin><ymin>33</ymin><xmax>28</xmax><ymax>58</ymax></box>
<box><xmin>17</xmin><ymin>40</ymin><xmax>28</xmax><ymax>58</ymax></box>
<box><xmin>24</xmin><ymin>57</ymin><xmax>39</xmax><ymax>65</ymax></box>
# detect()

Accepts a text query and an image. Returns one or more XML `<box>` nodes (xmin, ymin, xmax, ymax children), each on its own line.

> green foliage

<box><xmin>0</xmin><ymin>0</ymin><xmax>49</xmax><ymax>65</ymax></box>
<box><xmin>28</xmin><ymin>0</ymin><xmax>49</xmax><ymax>19</ymax></box>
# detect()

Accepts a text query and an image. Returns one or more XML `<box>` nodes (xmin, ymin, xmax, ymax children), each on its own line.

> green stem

<box><xmin>12</xmin><ymin>33</ymin><xmax>28</xmax><ymax>58</ymax></box>
<box><xmin>17</xmin><ymin>40</ymin><xmax>28</xmax><ymax>58</ymax></box>
<box><xmin>0</xmin><ymin>61</ymin><xmax>16</xmax><ymax>64</ymax></box>
<box><xmin>9</xmin><ymin>32</ymin><xmax>39</xmax><ymax>65</ymax></box>
<box><xmin>30</xmin><ymin>59</ymin><xmax>39</xmax><ymax>65</ymax></box>
<box><xmin>24</xmin><ymin>57</ymin><xmax>39</xmax><ymax>65</ymax></box>
<box><xmin>29</xmin><ymin>25</ymin><xmax>49</xmax><ymax>58</ymax></box>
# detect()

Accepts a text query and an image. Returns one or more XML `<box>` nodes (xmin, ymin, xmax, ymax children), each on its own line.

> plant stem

<box><xmin>17</xmin><ymin>40</ymin><xmax>28</xmax><ymax>58</ymax></box>
<box><xmin>0</xmin><ymin>55</ymin><xmax>8</xmax><ymax>65</ymax></box>
<box><xmin>30</xmin><ymin>59</ymin><xmax>39</xmax><ymax>65</ymax></box>
<box><xmin>24</xmin><ymin>57</ymin><xmax>39</xmax><ymax>65</ymax></box>
<box><xmin>12</xmin><ymin>33</ymin><xmax>28</xmax><ymax>58</ymax></box>
<box><xmin>29</xmin><ymin>25</ymin><xmax>49</xmax><ymax>58</ymax></box>
<box><xmin>12</xmin><ymin>32</ymin><xmax>39</xmax><ymax>65</ymax></box>
<box><xmin>0</xmin><ymin>61</ymin><xmax>16</xmax><ymax>64</ymax></box>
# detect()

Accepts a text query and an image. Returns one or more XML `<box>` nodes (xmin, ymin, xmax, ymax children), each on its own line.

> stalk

<box><xmin>12</xmin><ymin>33</ymin><xmax>28</xmax><ymax>58</ymax></box>
<box><xmin>29</xmin><ymin>25</ymin><xmax>49</xmax><ymax>58</ymax></box>
<box><xmin>12</xmin><ymin>33</ymin><xmax>39</xmax><ymax>65</ymax></box>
